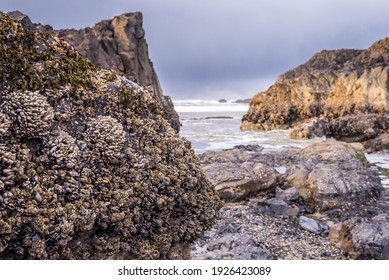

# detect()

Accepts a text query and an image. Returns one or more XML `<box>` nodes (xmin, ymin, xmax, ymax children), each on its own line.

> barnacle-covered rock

<box><xmin>0</xmin><ymin>113</ymin><xmax>11</xmax><ymax>136</ymax></box>
<box><xmin>0</xmin><ymin>12</ymin><xmax>221</xmax><ymax>260</ymax></box>
<box><xmin>1</xmin><ymin>91</ymin><xmax>54</xmax><ymax>138</ymax></box>
<box><xmin>84</xmin><ymin>116</ymin><xmax>126</xmax><ymax>162</ymax></box>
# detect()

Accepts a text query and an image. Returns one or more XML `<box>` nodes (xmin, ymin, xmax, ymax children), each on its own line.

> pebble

<box><xmin>299</xmin><ymin>216</ymin><xmax>322</xmax><ymax>234</ymax></box>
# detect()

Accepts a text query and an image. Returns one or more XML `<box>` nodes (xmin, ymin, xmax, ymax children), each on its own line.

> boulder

<box><xmin>0</xmin><ymin>13</ymin><xmax>221</xmax><ymax>260</ymax></box>
<box><xmin>331</xmin><ymin>217</ymin><xmax>389</xmax><ymax>259</ymax></box>
<box><xmin>275</xmin><ymin>186</ymin><xmax>299</xmax><ymax>201</ymax></box>
<box><xmin>266</xmin><ymin>198</ymin><xmax>300</xmax><ymax>216</ymax></box>
<box><xmin>202</xmin><ymin>161</ymin><xmax>281</xmax><ymax>202</ymax></box>
<box><xmin>286</xmin><ymin>139</ymin><xmax>383</xmax><ymax>211</ymax></box>
<box><xmin>299</xmin><ymin>216</ymin><xmax>322</xmax><ymax>234</ymax></box>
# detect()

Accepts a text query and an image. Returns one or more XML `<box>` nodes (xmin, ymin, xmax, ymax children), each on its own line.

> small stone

<box><xmin>299</xmin><ymin>216</ymin><xmax>322</xmax><ymax>234</ymax></box>
<box><xmin>266</xmin><ymin>198</ymin><xmax>300</xmax><ymax>216</ymax></box>
<box><xmin>275</xmin><ymin>186</ymin><xmax>299</xmax><ymax>201</ymax></box>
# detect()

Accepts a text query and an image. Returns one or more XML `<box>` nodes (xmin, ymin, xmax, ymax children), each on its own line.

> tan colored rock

<box><xmin>242</xmin><ymin>40</ymin><xmax>389</xmax><ymax>132</ymax></box>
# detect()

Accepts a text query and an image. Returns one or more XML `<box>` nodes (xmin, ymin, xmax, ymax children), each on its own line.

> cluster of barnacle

<box><xmin>1</xmin><ymin>91</ymin><xmax>54</xmax><ymax>138</ymax></box>
<box><xmin>83</xmin><ymin>116</ymin><xmax>126</xmax><ymax>162</ymax></box>
<box><xmin>43</xmin><ymin>130</ymin><xmax>80</xmax><ymax>168</ymax></box>
<box><xmin>0</xmin><ymin>13</ymin><xmax>221</xmax><ymax>260</ymax></box>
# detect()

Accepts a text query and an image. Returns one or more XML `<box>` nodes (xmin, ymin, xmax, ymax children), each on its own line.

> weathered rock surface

<box><xmin>287</xmin><ymin>139</ymin><xmax>382</xmax><ymax>211</ymax></box>
<box><xmin>324</xmin><ymin>113</ymin><xmax>389</xmax><ymax>141</ymax></box>
<box><xmin>7</xmin><ymin>11</ymin><xmax>180</xmax><ymax>132</ymax></box>
<box><xmin>0</xmin><ymin>13</ymin><xmax>221</xmax><ymax>260</ymax></box>
<box><xmin>299</xmin><ymin>216</ymin><xmax>323</xmax><ymax>235</ymax></box>
<box><xmin>200</xmin><ymin>145</ymin><xmax>287</xmax><ymax>202</ymax></box>
<box><xmin>242</xmin><ymin>39</ymin><xmax>389</xmax><ymax>133</ymax></box>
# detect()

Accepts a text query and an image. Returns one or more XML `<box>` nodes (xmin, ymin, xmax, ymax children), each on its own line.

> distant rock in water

<box><xmin>7</xmin><ymin>11</ymin><xmax>180</xmax><ymax>132</ymax></box>
<box><xmin>218</xmin><ymin>99</ymin><xmax>228</xmax><ymax>103</ymax></box>
<box><xmin>233</xmin><ymin>98</ymin><xmax>251</xmax><ymax>104</ymax></box>
<box><xmin>241</xmin><ymin>39</ymin><xmax>389</xmax><ymax>139</ymax></box>
<box><xmin>0</xmin><ymin>12</ymin><xmax>221</xmax><ymax>260</ymax></box>
<box><xmin>205</xmin><ymin>116</ymin><xmax>233</xmax><ymax>120</ymax></box>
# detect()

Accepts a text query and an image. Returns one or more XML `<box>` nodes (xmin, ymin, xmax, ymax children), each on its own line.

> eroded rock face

<box><xmin>7</xmin><ymin>11</ymin><xmax>180</xmax><ymax>132</ymax></box>
<box><xmin>242</xmin><ymin>40</ymin><xmax>389</xmax><ymax>132</ymax></box>
<box><xmin>0</xmin><ymin>13</ymin><xmax>221</xmax><ymax>260</ymax></box>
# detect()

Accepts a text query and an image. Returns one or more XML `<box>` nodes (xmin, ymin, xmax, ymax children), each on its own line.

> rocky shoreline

<box><xmin>192</xmin><ymin>140</ymin><xmax>389</xmax><ymax>259</ymax></box>
<box><xmin>2</xmin><ymin>10</ymin><xmax>389</xmax><ymax>261</ymax></box>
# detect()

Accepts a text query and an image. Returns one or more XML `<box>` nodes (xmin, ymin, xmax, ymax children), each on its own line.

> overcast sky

<box><xmin>1</xmin><ymin>0</ymin><xmax>389</xmax><ymax>100</ymax></box>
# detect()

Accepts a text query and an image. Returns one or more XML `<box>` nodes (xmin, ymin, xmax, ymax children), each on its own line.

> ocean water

<box><xmin>365</xmin><ymin>152</ymin><xmax>389</xmax><ymax>188</ymax></box>
<box><xmin>174</xmin><ymin>100</ymin><xmax>323</xmax><ymax>154</ymax></box>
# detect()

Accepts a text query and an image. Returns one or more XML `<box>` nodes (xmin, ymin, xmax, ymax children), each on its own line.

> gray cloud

<box><xmin>1</xmin><ymin>0</ymin><xmax>389</xmax><ymax>99</ymax></box>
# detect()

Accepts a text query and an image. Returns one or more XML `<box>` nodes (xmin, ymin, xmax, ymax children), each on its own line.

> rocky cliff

<box><xmin>8</xmin><ymin>11</ymin><xmax>180</xmax><ymax>132</ymax></box>
<box><xmin>241</xmin><ymin>39</ymin><xmax>389</xmax><ymax>132</ymax></box>
<box><xmin>0</xmin><ymin>12</ymin><xmax>221</xmax><ymax>259</ymax></box>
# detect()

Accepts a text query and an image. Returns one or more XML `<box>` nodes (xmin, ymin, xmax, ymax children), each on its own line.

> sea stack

<box><xmin>241</xmin><ymin>38</ymin><xmax>389</xmax><ymax>140</ymax></box>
